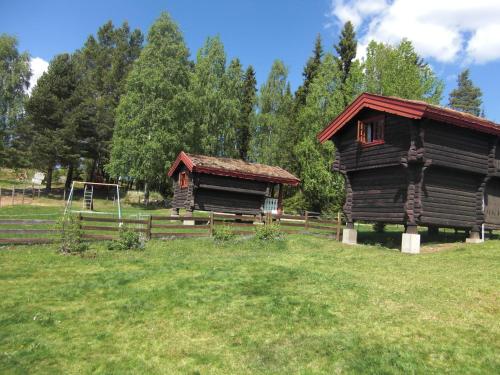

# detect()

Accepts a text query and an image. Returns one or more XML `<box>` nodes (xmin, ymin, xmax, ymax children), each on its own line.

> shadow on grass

<box><xmin>356</xmin><ymin>224</ymin><xmax>475</xmax><ymax>250</ymax></box>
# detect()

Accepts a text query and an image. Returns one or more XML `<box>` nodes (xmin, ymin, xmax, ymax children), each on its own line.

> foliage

<box><xmin>59</xmin><ymin>215</ymin><xmax>89</xmax><ymax>254</ymax></box>
<box><xmin>237</xmin><ymin>66</ymin><xmax>257</xmax><ymax>160</ymax></box>
<box><xmin>107</xmin><ymin>225</ymin><xmax>145</xmax><ymax>251</ymax></box>
<box><xmin>283</xmin><ymin>192</ymin><xmax>308</xmax><ymax>214</ymax></box>
<box><xmin>364</xmin><ymin>39</ymin><xmax>443</xmax><ymax>104</ymax></box>
<box><xmin>107</xmin><ymin>12</ymin><xmax>191</xmax><ymax>197</ymax></box>
<box><xmin>73</xmin><ymin>21</ymin><xmax>143</xmax><ymax>181</ymax></box>
<box><xmin>26</xmin><ymin>54</ymin><xmax>81</xmax><ymax>190</ymax></box>
<box><xmin>212</xmin><ymin>224</ymin><xmax>236</xmax><ymax>242</ymax></box>
<box><xmin>254</xmin><ymin>223</ymin><xmax>284</xmax><ymax>241</ymax></box>
<box><xmin>0</xmin><ymin>34</ymin><xmax>31</xmax><ymax>167</ymax></box>
<box><xmin>448</xmin><ymin>69</ymin><xmax>483</xmax><ymax>116</ymax></box>
<box><xmin>250</xmin><ymin>59</ymin><xmax>293</xmax><ymax>167</ymax></box>
<box><xmin>335</xmin><ymin>21</ymin><xmax>357</xmax><ymax>85</ymax></box>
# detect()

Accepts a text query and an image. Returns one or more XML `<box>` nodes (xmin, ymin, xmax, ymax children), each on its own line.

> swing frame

<box><xmin>64</xmin><ymin>181</ymin><xmax>122</xmax><ymax>220</ymax></box>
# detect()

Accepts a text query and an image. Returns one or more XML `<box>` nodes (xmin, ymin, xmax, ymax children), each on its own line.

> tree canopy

<box><xmin>448</xmin><ymin>69</ymin><xmax>483</xmax><ymax>117</ymax></box>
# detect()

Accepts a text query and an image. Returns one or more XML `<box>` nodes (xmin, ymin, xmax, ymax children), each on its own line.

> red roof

<box><xmin>318</xmin><ymin>93</ymin><xmax>500</xmax><ymax>143</ymax></box>
<box><xmin>167</xmin><ymin>152</ymin><xmax>300</xmax><ymax>186</ymax></box>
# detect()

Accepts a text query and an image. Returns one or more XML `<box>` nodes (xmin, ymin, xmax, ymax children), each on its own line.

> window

<box><xmin>179</xmin><ymin>172</ymin><xmax>189</xmax><ymax>188</ymax></box>
<box><xmin>357</xmin><ymin>116</ymin><xmax>385</xmax><ymax>146</ymax></box>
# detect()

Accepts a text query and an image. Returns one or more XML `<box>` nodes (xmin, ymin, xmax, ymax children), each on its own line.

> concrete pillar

<box><xmin>342</xmin><ymin>222</ymin><xmax>357</xmax><ymax>245</ymax></box>
<box><xmin>183</xmin><ymin>209</ymin><xmax>195</xmax><ymax>226</ymax></box>
<box><xmin>402</xmin><ymin>224</ymin><xmax>420</xmax><ymax>254</ymax></box>
<box><xmin>466</xmin><ymin>230</ymin><xmax>483</xmax><ymax>244</ymax></box>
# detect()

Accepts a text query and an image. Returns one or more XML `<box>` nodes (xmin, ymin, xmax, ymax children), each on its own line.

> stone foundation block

<box><xmin>401</xmin><ymin>233</ymin><xmax>420</xmax><ymax>254</ymax></box>
<box><xmin>342</xmin><ymin>228</ymin><xmax>357</xmax><ymax>245</ymax></box>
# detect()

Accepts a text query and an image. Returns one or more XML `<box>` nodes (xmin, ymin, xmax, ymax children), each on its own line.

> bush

<box><xmin>108</xmin><ymin>225</ymin><xmax>145</xmax><ymax>251</ymax></box>
<box><xmin>255</xmin><ymin>223</ymin><xmax>284</xmax><ymax>241</ymax></box>
<box><xmin>212</xmin><ymin>225</ymin><xmax>236</xmax><ymax>242</ymax></box>
<box><xmin>283</xmin><ymin>192</ymin><xmax>307</xmax><ymax>215</ymax></box>
<box><xmin>59</xmin><ymin>216</ymin><xmax>89</xmax><ymax>254</ymax></box>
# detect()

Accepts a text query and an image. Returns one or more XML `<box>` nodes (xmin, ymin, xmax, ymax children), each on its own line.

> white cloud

<box><xmin>328</xmin><ymin>0</ymin><xmax>500</xmax><ymax>64</ymax></box>
<box><xmin>28</xmin><ymin>57</ymin><xmax>49</xmax><ymax>94</ymax></box>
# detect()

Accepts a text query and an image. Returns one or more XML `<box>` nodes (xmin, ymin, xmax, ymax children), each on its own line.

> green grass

<box><xmin>0</xmin><ymin>237</ymin><xmax>499</xmax><ymax>374</ymax></box>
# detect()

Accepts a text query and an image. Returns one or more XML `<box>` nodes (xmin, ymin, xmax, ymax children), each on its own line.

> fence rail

<box><xmin>0</xmin><ymin>211</ymin><xmax>343</xmax><ymax>245</ymax></box>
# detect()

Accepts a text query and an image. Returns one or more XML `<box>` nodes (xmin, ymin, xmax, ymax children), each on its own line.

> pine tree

<box><xmin>294</xmin><ymin>34</ymin><xmax>323</xmax><ymax>108</ymax></box>
<box><xmin>107</xmin><ymin>12</ymin><xmax>191</xmax><ymax>199</ymax></box>
<box><xmin>0</xmin><ymin>34</ymin><xmax>31</xmax><ymax>166</ymax></box>
<box><xmin>73</xmin><ymin>21</ymin><xmax>143</xmax><ymax>181</ymax></box>
<box><xmin>448</xmin><ymin>69</ymin><xmax>483</xmax><ymax>116</ymax></box>
<box><xmin>237</xmin><ymin>66</ymin><xmax>256</xmax><ymax>160</ymax></box>
<box><xmin>334</xmin><ymin>21</ymin><xmax>357</xmax><ymax>85</ymax></box>
<box><xmin>26</xmin><ymin>54</ymin><xmax>80</xmax><ymax>190</ymax></box>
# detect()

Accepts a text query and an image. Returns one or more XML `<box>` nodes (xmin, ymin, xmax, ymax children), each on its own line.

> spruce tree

<box><xmin>448</xmin><ymin>69</ymin><xmax>483</xmax><ymax>116</ymax></box>
<box><xmin>237</xmin><ymin>66</ymin><xmax>256</xmax><ymax>160</ymax></box>
<box><xmin>26</xmin><ymin>54</ymin><xmax>80</xmax><ymax>190</ymax></box>
<box><xmin>334</xmin><ymin>21</ymin><xmax>357</xmax><ymax>84</ymax></box>
<box><xmin>294</xmin><ymin>34</ymin><xmax>323</xmax><ymax>108</ymax></box>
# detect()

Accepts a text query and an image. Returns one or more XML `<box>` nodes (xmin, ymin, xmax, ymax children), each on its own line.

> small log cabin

<box><xmin>318</xmin><ymin>93</ymin><xmax>500</xmax><ymax>251</ymax></box>
<box><xmin>167</xmin><ymin>152</ymin><xmax>300</xmax><ymax>216</ymax></box>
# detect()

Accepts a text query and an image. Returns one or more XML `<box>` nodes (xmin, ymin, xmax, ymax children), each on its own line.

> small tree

<box><xmin>448</xmin><ymin>69</ymin><xmax>483</xmax><ymax>116</ymax></box>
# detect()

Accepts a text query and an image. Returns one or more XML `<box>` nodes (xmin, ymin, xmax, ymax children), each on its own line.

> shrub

<box><xmin>212</xmin><ymin>225</ymin><xmax>236</xmax><ymax>242</ymax></box>
<box><xmin>108</xmin><ymin>225</ymin><xmax>145</xmax><ymax>251</ymax></box>
<box><xmin>255</xmin><ymin>223</ymin><xmax>284</xmax><ymax>241</ymax></box>
<box><xmin>59</xmin><ymin>216</ymin><xmax>89</xmax><ymax>254</ymax></box>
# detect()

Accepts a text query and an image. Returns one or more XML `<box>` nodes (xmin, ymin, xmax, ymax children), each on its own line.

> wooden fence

<box><xmin>0</xmin><ymin>211</ymin><xmax>342</xmax><ymax>245</ymax></box>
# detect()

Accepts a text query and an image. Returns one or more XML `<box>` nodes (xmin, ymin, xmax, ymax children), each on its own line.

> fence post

<box><xmin>38</xmin><ymin>188</ymin><xmax>41</xmax><ymax>199</ymax></box>
<box><xmin>147</xmin><ymin>215</ymin><xmax>152</xmax><ymax>240</ymax></box>
<box><xmin>305</xmin><ymin>211</ymin><xmax>309</xmax><ymax>231</ymax></box>
<box><xmin>336</xmin><ymin>211</ymin><xmax>341</xmax><ymax>241</ymax></box>
<box><xmin>12</xmin><ymin>186</ymin><xmax>15</xmax><ymax>205</ymax></box>
<box><xmin>0</xmin><ymin>187</ymin><xmax>2</xmax><ymax>207</ymax></box>
<box><xmin>32</xmin><ymin>183</ymin><xmax>35</xmax><ymax>200</ymax></box>
<box><xmin>78</xmin><ymin>212</ymin><xmax>82</xmax><ymax>230</ymax></box>
<box><xmin>209</xmin><ymin>212</ymin><xmax>214</xmax><ymax>236</ymax></box>
<box><xmin>22</xmin><ymin>186</ymin><xmax>25</xmax><ymax>204</ymax></box>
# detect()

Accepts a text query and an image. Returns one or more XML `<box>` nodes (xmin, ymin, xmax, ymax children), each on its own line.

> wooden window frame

<box><xmin>179</xmin><ymin>172</ymin><xmax>189</xmax><ymax>189</ymax></box>
<box><xmin>357</xmin><ymin>115</ymin><xmax>385</xmax><ymax>147</ymax></box>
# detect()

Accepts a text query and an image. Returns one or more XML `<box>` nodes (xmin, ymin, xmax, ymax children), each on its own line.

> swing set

<box><xmin>64</xmin><ymin>181</ymin><xmax>122</xmax><ymax>219</ymax></box>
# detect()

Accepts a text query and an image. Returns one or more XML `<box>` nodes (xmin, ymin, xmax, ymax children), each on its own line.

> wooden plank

<box><xmin>273</xmin><ymin>214</ymin><xmax>306</xmax><ymax>220</ymax></box>
<box><xmin>215</xmin><ymin>222</ymin><xmax>255</xmax><ymax>228</ymax></box>
<box><xmin>151</xmin><ymin>232</ymin><xmax>210</xmax><ymax>238</ymax></box>
<box><xmin>0</xmin><ymin>237</ymin><xmax>56</xmax><ymax>244</ymax></box>
<box><xmin>0</xmin><ymin>219</ymin><xmax>56</xmax><ymax>225</ymax></box>
<box><xmin>0</xmin><ymin>229</ymin><xmax>58</xmax><ymax>234</ymax></box>
<box><xmin>152</xmin><ymin>224</ymin><xmax>210</xmax><ymax>229</ymax></box>
<box><xmin>274</xmin><ymin>222</ymin><xmax>304</xmax><ymax>228</ymax></box>
<box><xmin>80</xmin><ymin>217</ymin><xmax>147</xmax><ymax>224</ymax></box>
<box><xmin>82</xmin><ymin>234</ymin><xmax>116</xmax><ymax>240</ymax></box>
<box><xmin>81</xmin><ymin>225</ymin><xmax>148</xmax><ymax>233</ymax></box>
<box><xmin>198</xmin><ymin>184</ymin><xmax>267</xmax><ymax>196</ymax></box>
<box><xmin>151</xmin><ymin>215</ymin><xmax>207</xmax><ymax>221</ymax></box>
<box><xmin>307</xmin><ymin>224</ymin><xmax>337</xmax><ymax>231</ymax></box>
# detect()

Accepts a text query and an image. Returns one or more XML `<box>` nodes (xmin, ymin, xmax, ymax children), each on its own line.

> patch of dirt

<box><xmin>420</xmin><ymin>242</ymin><xmax>462</xmax><ymax>253</ymax></box>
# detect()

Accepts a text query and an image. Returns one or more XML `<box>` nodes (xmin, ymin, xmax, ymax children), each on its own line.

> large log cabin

<box><xmin>318</xmin><ymin>93</ymin><xmax>500</xmax><ymax>252</ymax></box>
<box><xmin>167</xmin><ymin>152</ymin><xmax>300</xmax><ymax>216</ymax></box>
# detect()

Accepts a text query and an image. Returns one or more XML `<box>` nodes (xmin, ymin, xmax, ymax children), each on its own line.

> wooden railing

<box><xmin>0</xmin><ymin>211</ymin><xmax>343</xmax><ymax>245</ymax></box>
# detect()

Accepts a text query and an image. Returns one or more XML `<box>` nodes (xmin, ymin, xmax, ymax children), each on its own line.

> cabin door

<box><xmin>484</xmin><ymin>178</ymin><xmax>500</xmax><ymax>227</ymax></box>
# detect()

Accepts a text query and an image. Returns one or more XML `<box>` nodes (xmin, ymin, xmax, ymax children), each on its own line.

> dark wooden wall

<box><xmin>171</xmin><ymin>170</ymin><xmax>271</xmax><ymax>214</ymax></box>
<box><xmin>485</xmin><ymin>177</ymin><xmax>500</xmax><ymax>228</ymax></box>
<box><xmin>331</xmin><ymin>109</ymin><xmax>500</xmax><ymax>231</ymax></box>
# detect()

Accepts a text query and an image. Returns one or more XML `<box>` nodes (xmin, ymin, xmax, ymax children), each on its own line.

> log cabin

<box><xmin>318</xmin><ymin>93</ymin><xmax>500</xmax><ymax>253</ymax></box>
<box><xmin>167</xmin><ymin>152</ymin><xmax>300</xmax><ymax>217</ymax></box>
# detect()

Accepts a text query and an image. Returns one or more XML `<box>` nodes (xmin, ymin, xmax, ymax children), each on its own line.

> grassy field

<box><xmin>0</xmin><ymin>236</ymin><xmax>499</xmax><ymax>374</ymax></box>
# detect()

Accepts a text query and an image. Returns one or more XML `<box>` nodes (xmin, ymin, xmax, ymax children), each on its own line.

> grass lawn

<box><xmin>0</xmin><ymin>236</ymin><xmax>499</xmax><ymax>374</ymax></box>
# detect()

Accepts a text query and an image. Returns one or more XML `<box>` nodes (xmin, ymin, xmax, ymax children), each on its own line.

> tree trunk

<box><xmin>144</xmin><ymin>182</ymin><xmax>150</xmax><ymax>204</ymax></box>
<box><xmin>87</xmin><ymin>158</ymin><xmax>97</xmax><ymax>181</ymax></box>
<box><xmin>46</xmin><ymin>166</ymin><xmax>53</xmax><ymax>191</ymax></box>
<box><xmin>65</xmin><ymin>162</ymin><xmax>74</xmax><ymax>191</ymax></box>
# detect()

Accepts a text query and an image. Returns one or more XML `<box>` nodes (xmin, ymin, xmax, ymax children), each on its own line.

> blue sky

<box><xmin>2</xmin><ymin>0</ymin><xmax>500</xmax><ymax>121</ymax></box>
